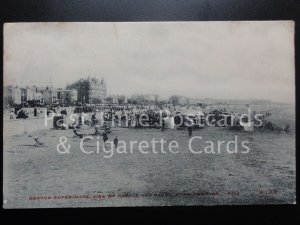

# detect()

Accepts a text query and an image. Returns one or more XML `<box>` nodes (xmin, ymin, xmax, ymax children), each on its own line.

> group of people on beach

<box><xmin>7</xmin><ymin>105</ymin><xmax>43</xmax><ymax>120</ymax></box>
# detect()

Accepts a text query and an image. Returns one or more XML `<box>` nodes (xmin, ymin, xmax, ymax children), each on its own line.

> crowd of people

<box><xmin>7</xmin><ymin>106</ymin><xmax>43</xmax><ymax>120</ymax></box>
<box><xmin>5</xmin><ymin>103</ymin><xmax>289</xmax><ymax>135</ymax></box>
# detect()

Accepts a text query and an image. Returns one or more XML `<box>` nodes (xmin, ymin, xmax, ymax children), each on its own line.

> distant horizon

<box><xmin>4</xmin><ymin>75</ymin><xmax>296</xmax><ymax>104</ymax></box>
<box><xmin>4</xmin><ymin>82</ymin><xmax>291</xmax><ymax>104</ymax></box>
<box><xmin>4</xmin><ymin>22</ymin><xmax>295</xmax><ymax>104</ymax></box>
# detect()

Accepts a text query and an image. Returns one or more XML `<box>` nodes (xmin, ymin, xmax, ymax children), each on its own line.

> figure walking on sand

<box><xmin>34</xmin><ymin>106</ymin><xmax>37</xmax><ymax>117</ymax></box>
<box><xmin>102</xmin><ymin>131</ymin><xmax>109</xmax><ymax>148</ymax></box>
<box><xmin>188</xmin><ymin>126</ymin><xmax>193</xmax><ymax>137</ymax></box>
<box><xmin>114</xmin><ymin>136</ymin><xmax>118</xmax><ymax>148</ymax></box>
<box><xmin>161</xmin><ymin>119</ymin><xmax>165</xmax><ymax>132</ymax></box>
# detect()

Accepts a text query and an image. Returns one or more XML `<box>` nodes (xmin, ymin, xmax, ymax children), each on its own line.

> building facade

<box><xmin>21</xmin><ymin>88</ymin><xmax>34</xmax><ymax>102</ymax></box>
<box><xmin>88</xmin><ymin>77</ymin><xmax>107</xmax><ymax>103</ymax></box>
<box><xmin>67</xmin><ymin>77</ymin><xmax>107</xmax><ymax>104</ymax></box>
<box><xmin>30</xmin><ymin>86</ymin><xmax>44</xmax><ymax>103</ymax></box>
<box><xmin>4</xmin><ymin>86</ymin><xmax>22</xmax><ymax>105</ymax></box>
<box><xmin>169</xmin><ymin>95</ymin><xmax>190</xmax><ymax>106</ymax></box>
<box><xmin>42</xmin><ymin>88</ymin><xmax>58</xmax><ymax>105</ymax></box>
<box><xmin>57</xmin><ymin>89</ymin><xmax>78</xmax><ymax>105</ymax></box>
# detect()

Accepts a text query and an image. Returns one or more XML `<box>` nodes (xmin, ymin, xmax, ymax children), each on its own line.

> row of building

<box><xmin>6</xmin><ymin>76</ymin><xmax>269</xmax><ymax>107</ymax></box>
<box><xmin>4</xmin><ymin>86</ymin><xmax>78</xmax><ymax>106</ymax></box>
<box><xmin>4</xmin><ymin>77</ymin><xmax>108</xmax><ymax>106</ymax></box>
<box><xmin>5</xmin><ymin>77</ymin><xmax>168</xmax><ymax>107</ymax></box>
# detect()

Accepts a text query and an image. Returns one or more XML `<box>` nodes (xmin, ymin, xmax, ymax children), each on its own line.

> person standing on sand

<box><xmin>14</xmin><ymin>106</ymin><xmax>18</xmax><ymax>115</ymax></box>
<box><xmin>103</xmin><ymin>131</ymin><xmax>108</xmax><ymax>143</ymax></box>
<box><xmin>161</xmin><ymin>119</ymin><xmax>165</xmax><ymax>132</ymax></box>
<box><xmin>34</xmin><ymin>106</ymin><xmax>37</xmax><ymax>117</ymax></box>
<box><xmin>102</xmin><ymin>131</ymin><xmax>109</xmax><ymax>149</ymax></box>
<box><xmin>10</xmin><ymin>110</ymin><xmax>15</xmax><ymax>119</ymax></box>
<box><xmin>91</xmin><ymin>111</ymin><xmax>97</xmax><ymax>125</ymax></box>
<box><xmin>114</xmin><ymin>136</ymin><xmax>118</xmax><ymax>148</ymax></box>
<box><xmin>188</xmin><ymin>126</ymin><xmax>193</xmax><ymax>137</ymax></box>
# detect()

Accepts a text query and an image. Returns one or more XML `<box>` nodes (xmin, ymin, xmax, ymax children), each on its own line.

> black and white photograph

<box><xmin>3</xmin><ymin>21</ymin><xmax>295</xmax><ymax>208</ymax></box>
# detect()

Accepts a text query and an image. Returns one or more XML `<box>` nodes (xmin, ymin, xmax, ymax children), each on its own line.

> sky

<box><xmin>4</xmin><ymin>21</ymin><xmax>295</xmax><ymax>103</ymax></box>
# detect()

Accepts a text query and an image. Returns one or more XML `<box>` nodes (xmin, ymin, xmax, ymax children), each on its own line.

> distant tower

<box><xmin>100</xmin><ymin>78</ymin><xmax>107</xmax><ymax>101</ymax></box>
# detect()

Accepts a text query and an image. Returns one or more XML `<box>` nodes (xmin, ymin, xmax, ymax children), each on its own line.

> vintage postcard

<box><xmin>3</xmin><ymin>21</ymin><xmax>295</xmax><ymax>208</ymax></box>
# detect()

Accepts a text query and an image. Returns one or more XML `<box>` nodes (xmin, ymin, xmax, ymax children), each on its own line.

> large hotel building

<box><xmin>67</xmin><ymin>77</ymin><xmax>107</xmax><ymax>104</ymax></box>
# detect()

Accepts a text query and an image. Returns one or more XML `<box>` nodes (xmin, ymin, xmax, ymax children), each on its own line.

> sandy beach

<box><xmin>3</xmin><ymin>106</ymin><xmax>296</xmax><ymax>208</ymax></box>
